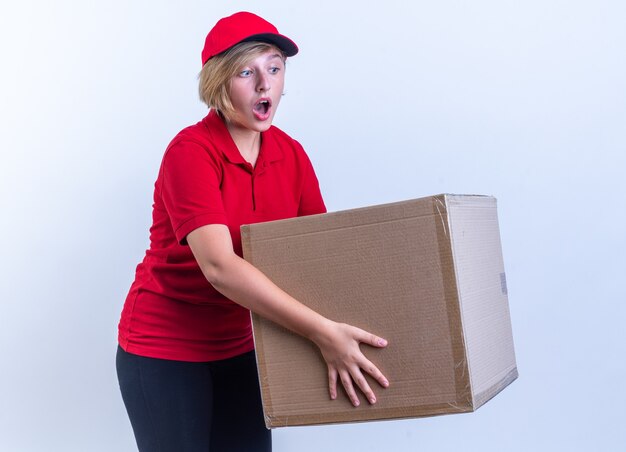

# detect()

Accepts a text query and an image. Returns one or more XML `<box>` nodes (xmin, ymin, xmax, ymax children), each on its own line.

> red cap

<box><xmin>201</xmin><ymin>11</ymin><xmax>299</xmax><ymax>65</ymax></box>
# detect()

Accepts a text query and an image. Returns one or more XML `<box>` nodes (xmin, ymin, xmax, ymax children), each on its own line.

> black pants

<box><xmin>116</xmin><ymin>346</ymin><xmax>271</xmax><ymax>452</ymax></box>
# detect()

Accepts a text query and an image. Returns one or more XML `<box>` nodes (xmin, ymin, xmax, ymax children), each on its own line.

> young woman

<box><xmin>116</xmin><ymin>11</ymin><xmax>389</xmax><ymax>451</ymax></box>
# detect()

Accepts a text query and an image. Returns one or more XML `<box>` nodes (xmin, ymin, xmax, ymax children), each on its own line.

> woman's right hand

<box><xmin>311</xmin><ymin>320</ymin><xmax>389</xmax><ymax>407</ymax></box>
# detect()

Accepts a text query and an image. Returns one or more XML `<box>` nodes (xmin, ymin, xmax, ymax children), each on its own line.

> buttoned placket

<box><xmin>242</xmin><ymin>158</ymin><xmax>270</xmax><ymax>212</ymax></box>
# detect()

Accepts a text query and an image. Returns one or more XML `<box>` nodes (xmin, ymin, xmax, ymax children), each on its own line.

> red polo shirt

<box><xmin>118</xmin><ymin>110</ymin><xmax>326</xmax><ymax>362</ymax></box>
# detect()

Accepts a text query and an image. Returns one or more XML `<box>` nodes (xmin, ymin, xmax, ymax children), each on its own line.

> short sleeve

<box><xmin>161</xmin><ymin>140</ymin><xmax>228</xmax><ymax>244</ymax></box>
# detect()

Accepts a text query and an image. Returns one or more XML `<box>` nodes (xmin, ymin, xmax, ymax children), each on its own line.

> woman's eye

<box><xmin>269</xmin><ymin>66</ymin><xmax>281</xmax><ymax>74</ymax></box>
<box><xmin>239</xmin><ymin>69</ymin><xmax>253</xmax><ymax>77</ymax></box>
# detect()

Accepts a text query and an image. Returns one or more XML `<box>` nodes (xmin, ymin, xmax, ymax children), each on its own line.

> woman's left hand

<box><xmin>311</xmin><ymin>320</ymin><xmax>389</xmax><ymax>407</ymax></box>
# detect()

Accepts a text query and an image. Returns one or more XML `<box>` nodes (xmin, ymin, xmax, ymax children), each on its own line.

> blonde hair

<box><xmin>198</xmin><ymin>41</ymin><xmax>286</xmax><ymax>119</ymax></box>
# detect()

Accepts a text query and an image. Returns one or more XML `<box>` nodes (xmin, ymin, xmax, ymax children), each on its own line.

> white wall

<box><xmin>1</xmin><ymin>1</ymin><xmax>624</xmax><ymax>450</ymax></box>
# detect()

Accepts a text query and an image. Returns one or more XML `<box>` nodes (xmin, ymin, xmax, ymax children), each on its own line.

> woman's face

<box><xmin>227</xmin><ymin>49</ymin><xmax>286</xmax><ymax>134</ymax></box>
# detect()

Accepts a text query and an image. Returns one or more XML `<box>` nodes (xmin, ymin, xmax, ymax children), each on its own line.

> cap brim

<box><xmin>242</xmin><ymin>33</ymin><xmax>299</xmax><ymax>57</ymax></box>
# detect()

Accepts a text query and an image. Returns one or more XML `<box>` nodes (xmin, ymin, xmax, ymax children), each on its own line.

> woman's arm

<box><xmin>187</xmin><ymin>223</ymin><xmax>389</xmax><ymax>407</ymax></box>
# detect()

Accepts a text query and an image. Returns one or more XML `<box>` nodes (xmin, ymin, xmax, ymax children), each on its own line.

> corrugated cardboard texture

<box><xmin>241</xmin><ymin>194</ymin><xmax>516</xmax><ymax>428</ymax></box>
<box><xmin>445</xmin><ymin>196</ymin><xmax>518</xmax><ymax>408</ymax></box>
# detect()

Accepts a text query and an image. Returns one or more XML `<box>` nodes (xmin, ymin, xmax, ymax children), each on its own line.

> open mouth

<box><xmin>253</xmin><ymin>98</ymin><xmax>272</xmax><ymax>120</ymax></box>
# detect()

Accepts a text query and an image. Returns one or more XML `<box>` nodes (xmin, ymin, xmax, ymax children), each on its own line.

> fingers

<box><xmin>339</xmin><ymin>369</ymin><xmax>361</xmax><ymax>407</ymax></box>
<box><xmin>362</xmin><ymin>358</ymin><xmax>390</xmax><ymax>390</ymax></box>
<box><xmin>332</xmin><ymin>360</ymin><xmax>390</xmax><ymax>407</ymax></box>
<box><xmin>356</xmin><ymin>328</ymin><xmax>388</xmax><ymax>348</ymax></box>
<box><xmin>328</xmin><ymin>361</ymin><xmax>377</xmax><ymax>406</ymax></box>
<box><xmin>349</xmin><ymin>368</ymin><xmax>376</xmax><ymax>405</ymax></box>
<box><xmin>328</xmin><ymin>367</ymin><xmax>338</xmax><ymax>400</ymax></box>
<box><xmin>323</xmin><ymin>323</ymin><xmax>390</xmax><ymax>407</ymax></box>
<box><xmin>352</xmin><ymin>329</ymin><xmax>390</xmax><ymax>389</ymax></box>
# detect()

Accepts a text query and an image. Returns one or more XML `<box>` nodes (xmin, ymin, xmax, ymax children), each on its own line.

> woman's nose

<box><xmin>256</xmin><ymin>73</ymin><xmax>270</xmax><ymax>92</ymax></box>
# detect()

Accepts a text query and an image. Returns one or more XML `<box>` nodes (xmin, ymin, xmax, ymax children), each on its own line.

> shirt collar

<box><xmin>202</xmin><ymin>110</ymin><xmax>284</xmax><ymax>168</ymax></box>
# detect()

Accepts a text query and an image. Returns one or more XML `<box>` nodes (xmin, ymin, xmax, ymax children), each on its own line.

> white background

<box><xmin>1</xmin><ymin>1</ymin><xmax>625</xmax><ymax>451</ymax></box>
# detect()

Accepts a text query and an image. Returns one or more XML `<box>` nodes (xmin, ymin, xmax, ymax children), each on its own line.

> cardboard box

<box><xmin>241</xmin><ymin>194</ymin><xmax>517</xmax><ymax>428</ymax></box>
